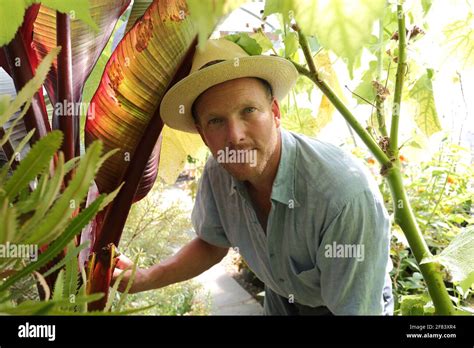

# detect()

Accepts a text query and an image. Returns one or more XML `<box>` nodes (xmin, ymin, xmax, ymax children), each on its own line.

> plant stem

<box><xmin>376</xmin><ymin>17</ymin><xmax>388</xmax><ymax>137</ymax></box>
<box><xmin>293</xmin><ymin>19</ymin><xmax>455</xmax><ymax>314</ymax></box>
<box><xmin>389</xmin><ymin>3</ymin><xmax>407</xmax><ymax>155</ymax></box>
<box><xmin>3</xmin><ymin>31</ymin><xmax>51</xmax><ymax>143</ymax></box>
<box><xmin>57</xmin><ymin>12</ymin><xmax>75</xmax><ymax>183</ymax></box>
<box><xmin>291</xmin><ymin>26</ymin><xmax>391</xmax><ymax>167</ymax></box>
<box><xmin>386</xmin><ymin>166</ymin><xmax>455</xmax><ymax>314</ymax></box>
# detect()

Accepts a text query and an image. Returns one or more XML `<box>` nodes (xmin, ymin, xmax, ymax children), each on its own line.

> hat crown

<box><xmin>190</xmin><ymin>39</ymin><xmax>249</xmax><ymax>73</ymax></box>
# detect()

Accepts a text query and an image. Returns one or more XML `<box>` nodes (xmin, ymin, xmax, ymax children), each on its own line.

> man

<box><xmin>113</xmin><ymin>38</ymin><xmax>394</xmax><ymax>315</ymax></box>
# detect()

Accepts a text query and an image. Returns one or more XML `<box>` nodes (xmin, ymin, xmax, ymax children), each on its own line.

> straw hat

<box><xmin>159</xmin><ymin>38</ymin><xmax>298</xmax><ymax>133</ymax></box>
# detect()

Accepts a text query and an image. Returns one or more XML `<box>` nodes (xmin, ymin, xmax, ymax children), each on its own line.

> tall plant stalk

<box><xmin>290</xmin><ymin>3</ymin><xmax>455</xmax><ymax>315</ymax></box>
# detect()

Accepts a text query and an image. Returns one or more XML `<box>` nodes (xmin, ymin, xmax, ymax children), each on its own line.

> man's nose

<box><xmin>226</xmin><ymin>118</ymin><xmax>246</xmax><ymax>146</ymax></box>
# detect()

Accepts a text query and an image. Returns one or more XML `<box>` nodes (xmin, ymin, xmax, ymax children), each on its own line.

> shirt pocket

<box><xmin>288</xmin><ymin>256</ymin><xmax>320</xmax><ymax>288</ymax></box>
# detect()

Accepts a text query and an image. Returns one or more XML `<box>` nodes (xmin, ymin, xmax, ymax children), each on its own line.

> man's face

<box><xmin>194</xmin><ymin>77</ymin><xmax>281</xmax><ymax>182</ymax></box>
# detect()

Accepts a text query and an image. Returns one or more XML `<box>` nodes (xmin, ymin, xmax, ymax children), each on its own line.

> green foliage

<box><xmin>114</xmin><ymin>180</ymin><xmax>209</xmax><ymax>315</ymax></box>
<box><xmin>443</xmin><ymin>11</ymin><xmax>474</xmax><ymax>68</ymax></box>
<box><xmin>187</xmin><ymin>0</ymin><xmax>246</xmax><ymax>48</ymax></box>
<box><xmin>422</xmin><ymin>227</ymin><xmax>474</xmax><ymax>292</ymax></box>
<box><xmin>0</xmin><ymin>0</ymin><xmax>97</xmax><ymax>46</ymax></box>
<box><xmin>225</xmin><ymin>33</ymin><xmax>262</xmax><ymax>55</ymax></box>
<box><xmin>0</xmin><ymin>47</ymin><xmax>121</xmax><ymax>314</ymax></box>
<box><xmin>408</xmin><ymin>70</ymin><xmax>442</xmax><ymax>137</ymax></box>
<box><xmin>265</xmin><ymin>0</ymin><xmax>385</xmax><ymax>74</ymax></box>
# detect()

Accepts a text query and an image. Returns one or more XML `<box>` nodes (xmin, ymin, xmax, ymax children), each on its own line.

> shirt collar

<box><xmin>229</xmin><ymin>129</ymin><xmax>300</xmax><ymax>208</ymax></box>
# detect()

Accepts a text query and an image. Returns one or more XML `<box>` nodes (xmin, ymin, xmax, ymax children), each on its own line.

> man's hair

<box><xmin>191</xmin><ymin>77</ymin><xmax>273</xmax><ymax>124</ymax></box>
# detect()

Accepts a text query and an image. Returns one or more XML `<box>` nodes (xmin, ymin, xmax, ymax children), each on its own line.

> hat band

<box><xmin>198</xmin><ymin>59</ymin><xmax>226</xmax><ymax>71</ymax></box>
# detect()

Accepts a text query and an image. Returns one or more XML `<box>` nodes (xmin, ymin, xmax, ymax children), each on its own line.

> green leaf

<box><xmin>459</xmin><ymin>272</ymin><xmax>474</xmax><ymax>293</ymax></box>
<box><xmin>421</xmin><ymin>0</ymin><xmax>433</xmax><ymax>16</ymax></box>
<box><xmin>63</xmin><ymin>240</ymin><xmax>81</xmax><ymax>310</ymax></box>
<box><xmin>52</xmin><ymin>269</ymin><xmax>65</xmax><ymax>301</ymax></box>
<box><xmin>0</xmin><ymin>0</ymin><xmax>27</xmax><ymax>46</ymax></box>
<box><xmin>43</xmin><ymin>241</ymin><xmax>89</xmax><ymax>279</ymax></box>
<box><xmin>17</xmin><ymin>153</ymin><xmax>65</xmax><ymax>236</ymax></box>
<box><xmin>283</xmin><ymin>31</ymin><xmax>298</xmax><ymax>58</ymax></box>
<box><xmin>263</xmin><ymin>0</ymin><xmax>293</xmax><ymax>24</ymax></box>
<box><xmin>3</xmin><ymin>129</ymin><xmax>35</xmax><ymax>171</ymax></box>
<box><xmin>39</xmin><ymin>0</ymin><xmax>99</xmax><ymax>31</ymax></box>
<box><xmin>400</xmin><ymin>294</ymin><xmax>429</xmax><ymax>315</ymax></box>
<box><xmin>353</xmin><ymin>60</ymin><xmax>378</xmax><ymax>105</ymax></box>
<box><xmin>421</xmin><ymin>227</ymin><xmax>474</xmax><ymax>289</ymax></box>
<box><xmin>187</xmin><ymin>0</ymin><xmax>246</xmax><ymax>48</ymax></box>
<box><xmin>293</xmin><ymin>0</ymin><xmax>386</xmax><ymax>74</ymax></box>
<box><xmin>281</xmin><ymin>106</ymin><xmax>318</xmax><ymax>137</ymax></box>
<box><xmin>3</xmin><ymin>131</ymin><xmax>63</xmax><ymax>199</ymax></box>
<box><xmin>0</xmin><ymin>0</ymin><xmax>97</xmax><ymax>46</ymax></box>
<box><xmin>443</xmin><ymin>12</ymin><xmax>474</xmax><ymax>68</ymax></box>
<box><xmin>21</xmin><ymin>141</ymin><xmax>113</xmax><ymax>245</ymax></box>
<box><xmin>0</xmin><ymin>197</ymin><xmax>17</xmax><ymax>245</ymax></box>
<box><xmin>0</xmin><ymin>193</ymin><xmax>108</xmax><ymax>292</ymax></box>
<box><xmin>250</xmin><ymin>30</ymin><xmax>274</xmax><ymax>54</ymax></box>
<box><xmin>408</xmin><ymin>70</ymin><xmax>442</xmax><ymax>137</ymax></box>
<box><xmin>0</xmin><ymin>294</ymin><xmax>104</xmax><ymax>315</ymax></box>
<box><xmin>0</xmin><ymin>47</ymin><xmax>60</xmax><ymax>128</ymax></box>
<box><xmin>224</xmin><ymin>33</ymin><xmax>262</xmax><ymax>55</ymax></box>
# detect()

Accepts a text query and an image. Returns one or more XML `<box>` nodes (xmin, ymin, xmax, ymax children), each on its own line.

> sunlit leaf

<box><xmin>250</xmin><ymin>30</ymin><xmax>274</xmax><ymax>54</ymax></box>
<box><xmin>125</xmin><ymin>0</ymin><xmax>153</xmax><ymax>33</ymax></box>
<box><xmin>421</xmin><ymin>226</ymin><xmax>474</xmax><ymax>290</ymax></box>
<box><xmin>32</xmin><ymin>0</ymin><xmax>131</xmax><ymax>106</ymax></box>
<box><xmin>159</xmin><ymin>126</ymin><xmax>205</xmax><ymax>185</ymax></box>
<box><xmin>408</xmin><ymin>69</ymin><xmax>442</xmax><ymax>137</ymax></box>
<box><xmin>0</xmin><ymin>47</ymin><xmax>60</xmax><ymax>128</ymax></box>
<box><xmin>293</xmin><ymin>0</ymin><xmax>386</xmax><ymax>74</ymax></box>
<box><xmin>3</xmin><ymin>131</ymin><xmax>62</xmax><ymax>199</ymax></box>
<box><xmin>187</xmin><ymin>0</ymin><xmax>247</xmax><ymax>48</ymax></box>
<box><xmin>0</xmin><ymin>0</ymin><xmax>26</xmax><ymax>46</ymax></box>
<box><xmin>85</xmin><ymin>0</ymin><xmax>197</xmax><ymax>198</ymax></box>
<box><xmin>442</xmin><ymin>12</ymin><xmax>474</xmax><ymax>68</ymax></box>
<box><xmin>0</xmin><ymin>0</ymin><xmax>98</xmax><ymax>46</ymax></box>
<box><xmin>225</xmin><ymin>33</ymin><xmax>262</xmax><ymax>55</ymax></box>
<box><xmin>283</xmin><ymin>32</ymin><xmax>298</xmax><ymax>58</ymax></box>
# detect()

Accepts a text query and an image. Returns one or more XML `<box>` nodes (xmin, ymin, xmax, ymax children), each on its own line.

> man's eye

<box><xmin>244</xmin><ymin>107</ymin><xmax>256</xmax><ymax>113</ymax></box>
<box><xmin>208</xmin><ymin>118</ymin><xmax>222</xmax><ymax>125</ymax></box>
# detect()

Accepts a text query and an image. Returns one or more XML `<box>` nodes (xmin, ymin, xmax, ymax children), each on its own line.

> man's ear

<box><xmin>271</xmin><ymin>97</ymin><xmax>281</xmax><ymax>128</ymax></box>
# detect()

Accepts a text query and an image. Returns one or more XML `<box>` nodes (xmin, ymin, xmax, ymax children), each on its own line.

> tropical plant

<box><xmin>0</xmin><ymin>47</ymin><xmax>121</xmax><ymax>314</ymax></box>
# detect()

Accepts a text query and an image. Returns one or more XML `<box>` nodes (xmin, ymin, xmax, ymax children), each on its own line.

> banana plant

<box><xmin>1</xmin><ymin>0</ymin><xmax>244</xmax><ymax>311</ymax></box>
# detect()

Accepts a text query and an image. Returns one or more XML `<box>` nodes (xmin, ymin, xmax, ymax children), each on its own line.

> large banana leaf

<box><xmin>32</xmin><ymin>0</ymin><xmax>131</xmax><ymax>107</ymax></box>
<box><xmin>84</xmin><ymin>0</ymin><xmax>197</xmax><ymax>200</ymax></box>
<box><xmin>125</xmin><ymin>0</ymin><xmax>153</xmax><ymax>33</ymax></box>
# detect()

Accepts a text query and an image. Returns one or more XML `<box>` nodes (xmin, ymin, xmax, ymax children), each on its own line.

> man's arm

<box><xmin>316</xmin><ymin>189</ymin><xmax>392</xmax><ymax>315</ymax></box>
<box><xmin>112</xmin><ymin>237</ymin><xmax>228</xmax><ymax>293</ymax></box>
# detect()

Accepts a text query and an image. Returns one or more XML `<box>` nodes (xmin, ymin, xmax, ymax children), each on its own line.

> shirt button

<box><xmin>279</xmin><ymin>278</ymin><xmax>285</xmax><ymax>282</ymax></box>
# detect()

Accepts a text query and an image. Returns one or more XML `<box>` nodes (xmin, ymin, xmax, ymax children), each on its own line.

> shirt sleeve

<box><xmin>191</xmin><ymin>166</ymin><xmax>232</xmax><ymax>248</ymax></box>
<box><xmin>316</xmin><ymin>189</ymin><xmax>392</xmax><ymax>315</ymax></box>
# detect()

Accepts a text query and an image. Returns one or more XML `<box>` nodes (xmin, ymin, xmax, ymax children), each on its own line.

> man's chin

<box><xmin>223</xmin><ymin>164</ymin><xmax>259</xmax><ymax>181</ymax></box>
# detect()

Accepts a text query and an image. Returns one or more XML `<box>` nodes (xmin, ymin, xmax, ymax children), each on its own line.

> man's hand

<box><xmin>112</xmin><ymin>254</ymin><xmax>151</xmax><ymax>294</ymax></box>
<box><xmin>111</xmin><ymin>238</ymin><xmax>228</xmax><ymax>294</ymax></box>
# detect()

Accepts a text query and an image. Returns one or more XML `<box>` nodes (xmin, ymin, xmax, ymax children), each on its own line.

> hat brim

<box><xmin>160</xmin><ymin>56</ymin><xmax>298</xmax><ymax>133</ymax></box>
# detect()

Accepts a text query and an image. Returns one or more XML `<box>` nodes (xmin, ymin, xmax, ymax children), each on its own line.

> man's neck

<box><xmin>245</xmin><ymin>131</ymin><xmax>282</xmax><ymax>196</ymax></box>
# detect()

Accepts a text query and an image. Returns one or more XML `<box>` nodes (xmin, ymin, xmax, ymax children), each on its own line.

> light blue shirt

<box><xmin>192</xmin><ymin>128</ymin><xmax>393</xmax><ymax>314</ymax></box>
